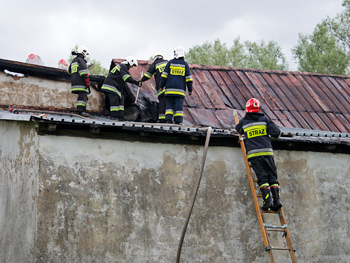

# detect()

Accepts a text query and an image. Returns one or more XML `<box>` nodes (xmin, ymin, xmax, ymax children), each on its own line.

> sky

<box><xmin>0</xmin><ymin>0</ymin><xmax>345</xmax><ymax>71</ymax></box>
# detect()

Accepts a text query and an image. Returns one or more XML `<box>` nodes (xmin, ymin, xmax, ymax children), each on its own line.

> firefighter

<box><xmin>159</xmin><ymin>46</ymin><xmax>193</xmax><ymax>124</ymax></box>
<box><xmin>58</xmin><ymin>59</ymin><xmax>68</xmax><ymax>70</ymax></box>
<box><xmin>68</xmin><ymin>45</ymin><xmax>90</xmax><ymax>116</ymax></box>
<box><xmin>26</xmin><ymin>53</ymin><xmax>44</xmax><ymax>65</ymax></box>
<box><xmin>235</xmin><ymin>98</ymin><xmax>282</xmax><ymax>211</ymax></box>
<box><xmin>139</xmin><ymin>53</ymin><xmax>168</xmax><ymax>122</ymax></box>
<box><xmin>101</xmin><ymin>56</ymin><xmax>142</xmax><ymax>121</ymax></box>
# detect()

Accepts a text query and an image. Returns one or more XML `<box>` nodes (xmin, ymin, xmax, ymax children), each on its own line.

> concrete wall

<box><xmin>0</xmin><ymin>71</ymin><xmax>102</xmax><ymax>112</ymax></box>
<box><xmin>0</xmin><ymin>121</ymin><xmax>38</xmax><ymax>263</ymax></box>
<box><xmin>1</xmin><ymin>120</ymin><xmax>350</xmax><ymax>262</ymax></box>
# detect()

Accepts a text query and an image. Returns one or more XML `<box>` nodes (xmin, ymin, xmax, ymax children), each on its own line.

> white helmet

<box><xmin>174</xmin><ymin>46</ymin><xmax>185</xmax><ymax>59</ymax></box>
<box><xmin>123</xmin><ymin>56</ymin><xmax>138</xmax><ymax>67</ymax></box>
<box><xmin>152</xmin><ymin>53</ymin><xmax>164</xmax><ymax>62</ymax></box>
<box><xmin>76</xmin><ymin>45</ymin><xmax>90</xmax><ymax>59</ymax></box>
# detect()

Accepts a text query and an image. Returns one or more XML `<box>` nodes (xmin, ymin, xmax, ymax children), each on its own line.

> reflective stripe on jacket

<box><xmin>235</xmin><ymin>113</ymin><xmax>281</xmax><ymax>159</ymax></box>
<box><xmin>68</xmin><ymin>56</ymin><xmax>89</xmax><ymax>94</ymax></box>
<box><xmin>141</xmin><ymin>58</ymin><xmax>168</xmax><ymax>91</ymax></box>
<box><xmin>159</xmin><ymin>58</ymin><xmax>193</xmax><ymax>97</ymax></box>
<box><xmin>101</xmin><ymin>63</ymin><xmax>138</xmax><ymax>96</ymax></box>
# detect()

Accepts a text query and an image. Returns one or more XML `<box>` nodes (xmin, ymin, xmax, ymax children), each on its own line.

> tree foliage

<box><xmin>292</xmin><ymin>1</ymin><xmax>350</xmax><ymax>75</ymax></box>
<box><xmin>68</xmin><ymin>45</ymin><xmax>108</xmax><ymax>76</ymax></box>
<box><xmin>186</xmin><ymin>38</ymin><xmax>288</xmax><ymax>71</ymax></box>
<box><xmin>244</xmin><ymin>40</ymin><xmax>288</xmax><ymax>70</ymax></box>
<box><xmin>292</xmin><ymin>23</ymin><xmax>349</xmax><ymax>74</ymax></box>
<box><xmin>324</xmin><ymin>0</ymin><xmax>350</xmax><ymax>49</ymax></box>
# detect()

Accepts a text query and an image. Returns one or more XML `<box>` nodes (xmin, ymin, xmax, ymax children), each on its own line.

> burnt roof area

<box><xmin>0</xmin><ymin>58</ymin><xmax>350</xmax><ymax>153</ymax></box>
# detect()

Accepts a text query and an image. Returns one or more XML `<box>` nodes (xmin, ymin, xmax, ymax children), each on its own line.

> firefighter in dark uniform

<box><xmin>101</xmin><ymin>56</ymin><xmax>141</xmax><ymax>121</ymax></box>
<box><xmin>159</xmin><ymin>46</ymin><xmax>193</xmax><ymax>124</ymax></box>
<box><xmin>139</xmin><ymin>53</ymin><xmax>168</xmax><ymax>122</ymax></box>
<box><xmin>68</xmin><ymin>45</ymin><xmax>90</xmax><ymax>116</ymax></box>
<box><xmin>235</xmin><ymin>98</ymin><xmax>282</xmax><ymax>211</ymax></box>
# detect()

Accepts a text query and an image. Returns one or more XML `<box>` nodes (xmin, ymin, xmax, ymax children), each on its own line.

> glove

<box><xmin>138</xmin><ymin>81</ymin><xmax>142</xmax><ymax>87</ymax></box>
<box><xmin>85</xmin><ymin>78</ymin><xmax>90</xmax><ymax>88</ymax></box>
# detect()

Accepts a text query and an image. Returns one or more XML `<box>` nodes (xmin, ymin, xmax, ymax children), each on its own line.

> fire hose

<box><xmin>176</xmin><ymin>126</ymin><xmax>212</xmax><ymax>263</ymax></box>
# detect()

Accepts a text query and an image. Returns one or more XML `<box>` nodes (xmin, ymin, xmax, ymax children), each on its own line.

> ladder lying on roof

<box><xmin>233</xmin><ymin>110</ymin><xmax>297</xmax><ymax>263</ymax></box>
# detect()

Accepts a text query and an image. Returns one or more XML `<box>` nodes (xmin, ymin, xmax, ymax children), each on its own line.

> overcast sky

<box><xmin>0</xmin><ymin>0</ymin><xmax>344</xmax><ymax>70</ymax></box>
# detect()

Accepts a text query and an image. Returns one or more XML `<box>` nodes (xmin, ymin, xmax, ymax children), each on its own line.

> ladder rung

<box><xmin>266</xmin><ymin>228</ymin><xmax>286</xmax><ymax>232</ymax></box>
<box><xmin>268</xmin><ymin>246</ymin><xmax>293</xmax><ymax>251</ymax></box>
<box><xmin>263</xmin><ymin>224</ymin><xmax>288</xmax><ymax>229</ymax></box>
<box><xmin>253</xmin><ymin>179</ymin><xmax>258</xmax><ymax>183</ymax></box>
<box><xmin>257</xmin><ymin>194</ymin><xmax>262</xmax><ymax>198</ymax></box>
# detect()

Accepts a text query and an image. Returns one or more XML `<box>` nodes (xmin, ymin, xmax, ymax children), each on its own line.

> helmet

<box><xmin>174</xmin><ymin>46</ymin><xmax>185</xmax><ymax>59</ymax></box>
<box><xmin>26</xmin><ymin>53</ymin><xmax>44</xmax><ymax>65</ymax></box>
<box><xmin>152</xmin><ymin>53</ymin><xmax>163</xmax><ymax>62</ymax></box>
<box><xmin>245</xmin><ymin>98</ymin><xmax>261</xmax><ymax>113</ymax></box>
<box><xmin>58</xmin><ymin>59</ymin><xmax>68</xmax><ymax>69</ymax></box>
<box><xmin>122</xmin><ymin>56</ymin><xmax>138</xmax><ymax>67</ymax></box>
<box><xmin>28</xmin><ymin>53</ymin><xmax>37</xmax><ymax>60</ymax></box>
<box><xmin>76</xmin><ymin>45</ymin><xmax>90</xmax><ymax>59</ymax></box>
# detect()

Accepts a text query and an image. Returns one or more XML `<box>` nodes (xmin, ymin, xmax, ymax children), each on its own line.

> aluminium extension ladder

<box><xmin>233</xmin><ymin>111</ymin><xmax>297</xmax><ymax>263</ymax></box>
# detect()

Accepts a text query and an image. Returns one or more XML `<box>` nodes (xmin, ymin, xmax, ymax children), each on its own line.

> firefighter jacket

<box><xmin>101</xmin><ymin>63</ymin><xmax>139</xmax><ymax>98</ymax></box>
<box><xmin>235</xmin><ymin>113</ymin><xmax>281</xmax><ymax>159</ymax></box>
<box><xmin>141</xmin><ymin>58</ymin><xmax>168</xmax><ymax>97</ymax></box>
<box><xmin>159</xmin><ymin>58</ymin><xmax>193</xmax><ymax>97</ymax></box>
<box><xmin>68</xmin><ymin>56</ymin><xmax>90</xmax><ymax>94</ymax></box>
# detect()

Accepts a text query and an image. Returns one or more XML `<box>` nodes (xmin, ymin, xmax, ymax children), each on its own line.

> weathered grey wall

<box><xmin>1</xmin><ymin>120</ymin><xmax>350</xmax><ymax>262</ymax></box>
<box><xmin>0</xmin><ymin>71</ymin><xmax>102</xmax><ymax>112</ymax></box>
<box><xmin>0</xmin><ymin>121</ymin><xmax>38</xmax><ymax>263</ymax></box>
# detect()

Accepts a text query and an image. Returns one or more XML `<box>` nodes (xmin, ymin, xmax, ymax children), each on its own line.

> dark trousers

<box><xmin>76</xmin><ymin>92</ymin><xmax>88</xmax><ymax>113</ymax></box>
<box><xmin>103</xmin><ymin>93</ymin><xmax>111</xmax><ymax>116</ymax></box>
<box><xmin>158</xmin><ymin>93</ymin><xmax>166</xmax><ymax>122</ymax></box>
<box><xmin>250</xmin><ymin>156</ymin><xmax>279</xmax><ymax>187</ymax></box>
<box><xmin>108</xmin><ymin>92</ymin><xmax>125</xmax><ymax>119</ymax></box>
<box><xmin>165</xmin><ymin>96</ymin><xmax>184</xmax><ymax>124</ymax></box>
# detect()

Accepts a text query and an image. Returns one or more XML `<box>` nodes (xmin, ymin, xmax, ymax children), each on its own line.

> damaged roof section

<box><xmin>125</xmin><ymin>60</ymin><xmax>350</xmax><ymax>132</ymax></box>
<box><xmin>111</xmin><ymin>60</ymin><xmax>350</xmax><ymax>131</ymax></box>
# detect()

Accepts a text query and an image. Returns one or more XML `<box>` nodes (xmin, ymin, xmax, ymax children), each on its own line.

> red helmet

<box><xmin>58</xmin><ymin>59</ymin><xmax>67</xmax><ymax>65</ymax></box>
<box><xmin>58</xmin><ymin>59</ymin><xmax>68</xmax><ymax>67</ymax></box>
<box><xmin>245</xmin><ymin>98</ymin><xmax>261</xmax><ymax>113</ymax></box>
<box><xmin>28</xmin><ymin>53</ymin><xmax>37</xmax><ymax>60</ymax></box>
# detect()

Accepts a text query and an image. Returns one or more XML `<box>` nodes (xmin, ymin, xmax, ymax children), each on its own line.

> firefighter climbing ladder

<box><xmin>233</xmin><ymin>110</ymin><xmax>297</xmax><ymax>263</ymax></box>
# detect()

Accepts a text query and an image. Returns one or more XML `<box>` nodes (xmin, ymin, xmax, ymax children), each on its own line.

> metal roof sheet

<box><xmin>2</xmin><ymin>109</ymin><xmax>349</xmax><ymax>140</ymax></box>
<box><xmin>2</xmin><ymin>110</ymin><xmax>350</xmax><ymax>156</ymax></box>
<box><xmin>129</xmin><ymin>60</ymin><xmax>350</xmax><ymax>133</ymax></box>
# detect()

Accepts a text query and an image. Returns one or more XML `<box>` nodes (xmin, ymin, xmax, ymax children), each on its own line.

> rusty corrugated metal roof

<box><xmin>1</xmin><ymin>58</ymin><xmax>349</xmax><ymax>133</ymax></box>
<box><xmin>128</xmin><ymin>60</ymin><xmax>350</xmax><ymax>132</ymax></box>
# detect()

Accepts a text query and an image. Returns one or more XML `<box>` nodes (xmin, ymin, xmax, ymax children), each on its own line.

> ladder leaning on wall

<box><xmin>233</xmin><ymin>110</ymin><xmax>297</xmax><ymax>263</ymax></box>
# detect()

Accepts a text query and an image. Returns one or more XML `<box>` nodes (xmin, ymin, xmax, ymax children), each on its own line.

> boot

<box><xmin>270</xmin><ymin>186</ymin><xmax>282</xmax><ymax>211</ymax></box>
<box><xmin>260</xmin><ymin>187</ymin><xmax>273</xmax><ymax>210</ymax></box>
<box><xmin>78</xmin><ymin>111</ymin><xmax>89</xmax><ymax>117</ymax></box>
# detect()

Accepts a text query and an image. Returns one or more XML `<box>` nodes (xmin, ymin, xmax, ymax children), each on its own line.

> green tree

<box><xmin>68</xmin><ymin>45</ymin><xmax>108</xmax><ymax>76</ymax></box>
<box><xmin>186</xmin><ymin>38</ymin><xmax>288</xmax><ymax>71</ymax></box>
<box><xmin>292</xmin><ymin>23</ymin><xmax>349</xmax><ymax>75</ymax></box>
<box><xmin>244</xmin><ymin>40</ymin><xmax>288</xmax><ymax>70</ymax></box>
<box><xmin>186</xmin><ymin>39</ymin><xmax>229</xmax><ymax>66</ymax></box>
<box><xmin>324</xmin><ymin>0</ymin><xmax>350</xmax><ymax>49</ymax></box>
<box><xmin>292</xmin><ymin>0</ymin><xmax>350</xmax><ymax>75</ymax></box>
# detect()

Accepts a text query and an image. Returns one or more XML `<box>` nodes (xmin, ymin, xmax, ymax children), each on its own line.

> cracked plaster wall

<box><xmin>0</xmin><ymin>71</ymin><xmax>102</xmax><ymax>112</ymax></box>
